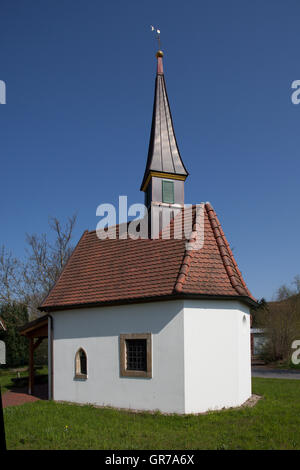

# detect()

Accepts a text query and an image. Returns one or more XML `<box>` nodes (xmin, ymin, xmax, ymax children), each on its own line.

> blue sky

<box><xmin>0</xmin><ymin>0</ymin><xmax>300</xmax><ymax>301</ymax></box>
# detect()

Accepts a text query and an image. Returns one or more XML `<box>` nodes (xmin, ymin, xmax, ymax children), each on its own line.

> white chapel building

<box><xmin>21</xmin><ymin>49</ymin><xmax>257</xmax><ymax>414</ymax></box>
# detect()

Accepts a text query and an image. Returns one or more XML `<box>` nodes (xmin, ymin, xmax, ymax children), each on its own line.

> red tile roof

<box><xmin>40</xmin><ymin>203</ymin><xmax>256</xmax><ymax>311</ymax></box>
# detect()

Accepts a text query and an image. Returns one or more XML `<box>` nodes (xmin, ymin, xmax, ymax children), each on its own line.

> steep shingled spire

<box><xmin>141</xmin><ymin>50</ymin><xmax>188</xmax><ymax>191</ymax></box>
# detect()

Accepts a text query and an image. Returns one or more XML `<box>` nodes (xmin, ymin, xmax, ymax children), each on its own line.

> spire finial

<box><xmin>150</xmin><ymin>26</ymin><xmax>164</xmax><ymax>74</ymax></box>
<box><xmin>141</xmin><ymin>30</ymin><xmax>188</xmax><ymax>193</ymax></box>
<box><xmin>150</xmin><ymin>25</ymin><xmax>163</xmax><ymax>56</ymax></box>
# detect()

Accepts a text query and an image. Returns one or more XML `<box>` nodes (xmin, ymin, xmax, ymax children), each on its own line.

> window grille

<box><xmin>126</xmin><ymin>339</ymin><xmax>147</xmax><ymax>371</ymax></box>
<box><xmin>120</xmin><ymin>333</ymin><xmax>152</xmax><ymax>378</ymax></box>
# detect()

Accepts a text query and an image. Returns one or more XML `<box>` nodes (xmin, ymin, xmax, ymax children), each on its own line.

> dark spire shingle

<box><xmin>141</xmin><ymin>52</ymin><xmax>188</xmax><ymax>190</ymax></box>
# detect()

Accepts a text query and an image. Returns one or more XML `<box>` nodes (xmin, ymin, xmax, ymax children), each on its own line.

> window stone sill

<box><xmin>74</xmin><ymin>374</ymin><xmax>87</xmax><ymax>380</ymax></box>
<box><xmin>121</xmin><ymin>370</ymin><xmax>152</xmax><ymax>378</ymax></box>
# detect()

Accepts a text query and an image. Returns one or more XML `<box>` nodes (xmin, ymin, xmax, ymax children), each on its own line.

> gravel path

<box><xmin>252</xmin><ymin>367</ymin><xmax>300</xmax><ymax>380</ymax></box>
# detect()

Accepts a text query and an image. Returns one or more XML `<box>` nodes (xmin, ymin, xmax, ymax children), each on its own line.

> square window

<box><xmin>126</xmin><ymin>339</ymin><xmax>147</xmax><ymax>371</ymax></box>
<box><xmin>162</xmin><ymin>180</ymin><xmax>174</xmax><ymax>204</ymax></box>
<box><xmin>120</xmin><ymin>333</ymin><xmax>152</xmax><ymax>378</ymax></box>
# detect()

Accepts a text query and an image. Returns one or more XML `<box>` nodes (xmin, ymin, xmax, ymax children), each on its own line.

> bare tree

<box><xmin>24</xmin><ymin>215</ymin><xmax>77</xmax><ymax>316</ymax></box>
<box><xmin>0</xmin><ymin>215</ymin><xmax>77</xmax><ymax>318</ymax></box>
<box><xmin>276</xmin><ymin>284</ymin><xmax>294</xmax><ymax>301</ymax></box>
<box><xmin>292</xmin><ymin>275</ymin><xmax>300</xmax><ymax>294</ymax></box>
<box><xmin>255</xmin><ymin>276</ymin><xmax>300</xmax><ymax>362</ymax></box>
<box><xmin>0</xmin><ymin>246</ymin><xmax>22</xmax><ymax>304</ymax></box>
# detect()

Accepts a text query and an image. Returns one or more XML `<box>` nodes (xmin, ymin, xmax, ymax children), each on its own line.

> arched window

<box><xmin>75</xmin><ymin>348</ymin><xmax>87</xmax><ymax>378</ymax></box>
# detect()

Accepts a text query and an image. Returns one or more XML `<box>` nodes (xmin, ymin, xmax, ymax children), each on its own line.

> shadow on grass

<box><xmin>5</xmin><ymin>375</ymin><xmax>48</xmax><ymax>400</ymax></box>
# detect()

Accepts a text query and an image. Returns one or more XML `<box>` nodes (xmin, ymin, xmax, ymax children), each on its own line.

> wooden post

<box><xmin>0</xmin><ymin>385</ymin><xmax>6</xmax><ymax>451</ymax></box>
<box><xmin>29</xmin><ymin>337</ymin><xmax>34</xmax><ymax>395</ymax></box>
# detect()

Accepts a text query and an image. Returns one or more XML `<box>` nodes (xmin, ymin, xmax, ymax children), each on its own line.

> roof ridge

<box><xmin>205</xmin><ymin>203</ymin><xmax>254</xmax><ymax>299</ymax></box>
<box><xmin>88</xmin><ymin>221</ymin><xmax>131</xmax><ymax>236</ymax></box>
<box><xmin>213</xmin><ymin>211</ymin><xmax>252</xmax><ymax>296</ymax></box>
<box><xmin>174</xmin><ymin>205</ymin><xmax>203</xmax><ymax>293</ymax></box>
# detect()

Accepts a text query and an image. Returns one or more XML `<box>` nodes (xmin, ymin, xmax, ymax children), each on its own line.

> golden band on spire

<box><xmin>156</xmin><ymin>50</ymin><xmax>164</xmax><ymax>58</ymax></box>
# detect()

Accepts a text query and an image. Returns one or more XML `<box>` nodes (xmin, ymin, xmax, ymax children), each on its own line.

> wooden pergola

<box><xmin>20</xmin><ymin>315</ymin><xmax>50</xmax><ymax>396</ymax></box>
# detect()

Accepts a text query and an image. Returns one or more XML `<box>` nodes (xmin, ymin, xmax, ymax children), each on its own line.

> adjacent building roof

<box><xmin>40</xmin><ymin>203</ymin><xmax>256</xmax><ymax>312</ymax></box>
<box><xmin>19</xmin><ymin>314</ymin><xmax>49</xmax><ymax>337</ymax></box>
<box><xmin>0</xmin><ymin>316</ymin><xmax>6</xmax><ymax>331</ymax></box>
<box><xmin>140</xmin><ymin>52</ymin><xmax>188</xmax><ymax>191</ymax></box>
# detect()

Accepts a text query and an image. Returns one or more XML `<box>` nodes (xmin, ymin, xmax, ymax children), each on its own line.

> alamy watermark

<box><xmin>291</xmin><ymin>340</ymin><xmax>300</xmax><ymax>365</ymax></box>
<box><xmin>95</xmin><ymin>196</ymin><xmax>205</xmax><ymax>251</ymax></box>
<box><xmin>0</xmin><ymin>80</ymin><xmax>6</xmax><ymax>104</ymax></box>
<box><xmin>291</xmin><ymin>80</ymin><xmax>300</xmax><ymax>104</ymax></box>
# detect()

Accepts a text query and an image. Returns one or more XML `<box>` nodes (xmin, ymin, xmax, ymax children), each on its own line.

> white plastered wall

<box><xmin>52</xmin><ymin>300</ymin><xmax>185</xmax><ymax>413</ymax></box>
<box><xmin>51</xmin><ymin>298</ymin><xmax>251</xmax><ymax>414</ymax></box>
<box><xmin>183</xmin><ymin>299</ymin><xmax>251</xmax><ymax>413</ymax></box>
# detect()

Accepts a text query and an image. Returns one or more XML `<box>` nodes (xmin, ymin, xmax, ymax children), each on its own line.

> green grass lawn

<box><xmin>2</xmin><ymin>377</ymin><xmax>300</xmax><ymax>450</ymax></box>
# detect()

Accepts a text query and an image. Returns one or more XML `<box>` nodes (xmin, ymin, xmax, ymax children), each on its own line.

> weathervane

<box><xmin>150</xmin><ymin>25</ymin><xmax>161</xmax><ymax>51</ymax></box>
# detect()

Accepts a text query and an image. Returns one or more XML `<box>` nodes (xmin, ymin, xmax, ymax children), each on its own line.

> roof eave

<box><xmin>19</xmin><ymin>314</ymin><xmax>49</xmax><ymax>336</ymax></box>
<box><xmin>39</xmin><ymin>292</ymin><xmax>258</xmax><ymax>313</ymax></box>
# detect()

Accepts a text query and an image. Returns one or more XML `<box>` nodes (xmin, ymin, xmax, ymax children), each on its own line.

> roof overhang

<box><xmin>39</xmin><ymin>292</ymin><xmax>258</xmax><ymax>313</ymax></box>
<box><xmin>20</xmin><ymin>314</ymin><xmax>49</xmax><ymax>338</ymax></box>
